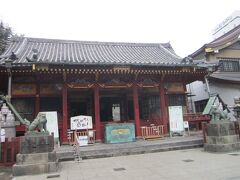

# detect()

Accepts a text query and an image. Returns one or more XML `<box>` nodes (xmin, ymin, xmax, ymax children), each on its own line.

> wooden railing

<box><xmin>202</xmin><ymin>122</ymin><xmax>208</xmax><ymax>143</ymax></box>
<box><xmin>141</xmin><ymin>125</ymin><xmax>164</xmax><ymax>140</ymax></box>
<box><xmin>183</xmin><ymin>113</ymin><xmax>210</xmax><ymax>122</ymax></box>
<box><xmin>183</xmin><ymin>113</ymin><xmax>210</xmax><ymax>131</ymax></box>
<box><xmin>0</xmin><ymin>137</ymin><xmax>20</xmax><ymax>166</ymax></box>
<box><xmin>234</xmin><ymin>121</ymin><xmax>240</xmax><ymax>138</ymax></box>
<box><xmin>68</xmin><ymin>130</ymin><xmax>96</xmax><ymax>145</ymax></box>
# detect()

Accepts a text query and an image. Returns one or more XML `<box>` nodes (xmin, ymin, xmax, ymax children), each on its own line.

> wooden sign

<box><xmin>167</xmin><ymin>83</ymin><xmax>184</xmax><ymax>92</ymax></box>
<box><xmin>40</xmin><ymin>84</ymin><xmax>62</xmax><ymax>95</ymax></box>
<box><xmin>12</xmin><ymin>84</ymin><xmax>36</xmax><ymax>96</ymax></box>
<box><xmin>113</xmin><ymin>66</ymin><xmax>130</xmax><ymax>73</ymax></box>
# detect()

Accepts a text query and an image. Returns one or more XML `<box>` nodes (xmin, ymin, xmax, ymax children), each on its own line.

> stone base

<box><xmin>12</xmin><ymin>161</ymin><xmax>58</xmax><ymax>176</ymax></box>
<box><xmin>20</xmin><ymin>133</ymin><xmax>54</xmax><ymax>154</ymax></box>
<box><xmin>206</xmin><ymin>135</ymin><xmax>239</xmax><ymax>144</ymax></box>
<box><xmin>12</xmin><ymin>151</ymin><xmax>59</xmax><ymax>176</ymax></box>
<box><xmin>16</xmin><ymin>151</ymin><xmax>57</xmax><ymax>164</ymax></box>
<box><xmin>207</xmin><ymin>121</ymin><xmax>236</xmax><ymax>136</ymax></box>
<box><xmin>204</xmin><ymin>121</ymin><xmax>240</xmax><ymax>152</ymax></box>
<box><xmin>204</xmin><ymin>142</ymin><xmax>240</xmax><ymax>152</ymax></box>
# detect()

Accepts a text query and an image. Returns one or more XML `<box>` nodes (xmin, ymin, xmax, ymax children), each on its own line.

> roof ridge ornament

<box><xmin>9</xmin><ymin>52</ymin><xmax>17</xmax><ymax>61</ymax></box>
<box><xmin>26</xmin><ymin>48</ymin><xmax>39</xmax><ymax>62</ymax></box>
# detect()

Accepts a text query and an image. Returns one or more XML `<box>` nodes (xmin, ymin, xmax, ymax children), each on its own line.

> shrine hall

<box><xmin>0</xmin><ymin>37</ymin><xmax>207</xmax><ymax>143</ymax></box>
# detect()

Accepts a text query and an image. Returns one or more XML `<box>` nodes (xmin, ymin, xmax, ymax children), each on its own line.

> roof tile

<box><xmin>0</xmin><ymin>37</ymin><xmax>182</xmax><ymax>66</ymax></box>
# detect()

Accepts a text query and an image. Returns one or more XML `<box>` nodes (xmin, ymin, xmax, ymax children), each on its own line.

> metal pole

<box><xmin>188</xmin><ymin>84</ymin><xmax>195</xmax><ymax>113</ymax></box>
<box><xmin>0</xmin><ymin>122</ymin><xmax>1</xmax><ymax>160</ymax></box>
<box><xmin>204</xmin><ymin>74</ymin><xmax>211</xmax><ymax>97</ymax></box>
<box><xmin>7</xmin><ymin>71</ymin><xmax>12</xmax><ymax>100</ymax></box>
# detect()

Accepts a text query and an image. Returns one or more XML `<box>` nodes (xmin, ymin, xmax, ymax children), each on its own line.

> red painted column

<box><xmin>94</xmin><ymin>84</ymin><xmax>102</xmax><ymax>141</ymax></box>
<box><xmin>62</xmin><ymin>83</ymin><xmax>68</xmax><ymax>143</ymax></box>
<box><xmin>133</xmin><ymin>84</ymin><xmax>141</xmax><ymax>137</ymax></box>
<box><xmin>35</xmin><ymin>83</ymin><xmax>40</xmax><ymax>116</ymax></box>
<box><xmin>159</xmin><ymin>82</ymin><xmax>168</xmax><ymax>134</ymax></box>
<box><xmin>35</xmin><ymin>95</ymin><xmax>40</xmax><ymax>116</ymax></box>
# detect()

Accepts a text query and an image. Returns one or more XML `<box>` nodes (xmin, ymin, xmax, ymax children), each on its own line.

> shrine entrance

<box><xmin>68</xmin><ymin>88</ymin><xmax>94</xmax><ymax>121</ymax></box>
<box><xmin>99</xmin><ymin>88</ymin><xmax>134</xmax><ymax>123</ymax></box>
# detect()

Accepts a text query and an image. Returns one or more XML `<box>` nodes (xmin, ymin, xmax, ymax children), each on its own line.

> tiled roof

<box><xmin>210</xmin><ymin>72</ymin><xmax>240</xmax><ymax>83</ymax></box>
<box><xmin>0</xmin><ymin>37</ymin><xmax>184</xmax><ymax>66</ymax></box>
<box><xmin>190</xmin><ymin>24</ymin><xmax>240</xmax><ymax>58</ymax></box>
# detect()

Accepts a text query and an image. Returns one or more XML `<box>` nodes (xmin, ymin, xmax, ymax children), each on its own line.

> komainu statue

<box><xmin>209</xmin><ymin>104</ymin><xmax>230</xmax><ymax>121</ymax></box>
<box><xmin>28</xmin><ymin>112</ymin><xmax>47</xmax><ymax>132</ymax></box>
<box><xmin>203</xmin><ymin>94</ymin><xmax>230</xmax><ymax>122</ymax></box>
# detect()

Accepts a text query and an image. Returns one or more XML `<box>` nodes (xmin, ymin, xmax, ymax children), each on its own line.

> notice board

<box><xmin>168</xmin><ymin>106</ymin><xmax>184</xmax><ymax>136</ymax></box>
<box><xmin>43</xmin><ymin>111</ymin><xmax>59</xmax><ymax>142</ymax></box>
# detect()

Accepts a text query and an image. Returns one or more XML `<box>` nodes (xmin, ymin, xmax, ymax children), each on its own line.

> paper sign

<box><xmin>183</xmin><ymin>121</ymin><xmax>189</xmax><ymax>128</ymax></box>
<box><xmin>78</xmin><ymin>136</ymin><xmax>88</xmax><ymax>146</ymax></box>
<box><xmin>70</xmin><ymin>115</ymin><xmax>93</xmax><ymax>130</ymax></box>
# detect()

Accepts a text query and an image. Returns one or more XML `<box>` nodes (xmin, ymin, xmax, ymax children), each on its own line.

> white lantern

<box><xmin>1</xmin><ymin>103</ymin><xmax>9</xmax><ymax>115</ymax></box>
<box><xmin>6</xmin><ymin>112</ymin><xmax>15</xmax><ymax>122</ymax></box>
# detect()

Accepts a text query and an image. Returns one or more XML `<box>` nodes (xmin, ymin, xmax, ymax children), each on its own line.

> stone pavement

<box><xmin>13</xmin><ymin>148</ymin><xmax>240</xmax><ymax>180</ymax></box>
<box><xmin>0</xmin><ymin>166</ymin><xmax>12</xmax><ymax>180</ymax></box>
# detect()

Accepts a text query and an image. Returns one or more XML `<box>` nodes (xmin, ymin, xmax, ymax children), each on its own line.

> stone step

<box><xmin>56</xmin><ymin>138</ymin><xmax>203</xmax><ymax>161</ymax></box>
<box><xmin>80</xmin><ymin>144</ymin><xmax>202</xmax><ymax>159</ymax></box>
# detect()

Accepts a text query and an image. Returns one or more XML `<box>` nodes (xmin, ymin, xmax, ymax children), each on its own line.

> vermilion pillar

<box><xmin>133</xmin><ymin>84</ymin><xmax>141</xmax><ymax>137</ymax></box>
<box><xmin>62</xmin><ymin>83</ymin><xmax>68</xmax><ymax>143</ymax></box>
<box><xmin>35</xmin><ymin>83</ymin><xmax>40</xmax><ymax>116</ymax></box>
<box><xmin>159</xmin><ymin>82</ymin><xmax>168</xmax><ymax>134</ymax></box>
<box><xmin>35</xmin><ymin>95</ymin><xmax>40</xmax><ymax>116</ymax></box>
<box><xmin>94</xmin><ymin>84</ymin><xmax>101</xmax><ymax>141</ymax></box>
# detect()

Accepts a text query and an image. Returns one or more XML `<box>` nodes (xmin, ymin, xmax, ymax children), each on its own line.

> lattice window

<box><xmin>140</xmin><ymin>95</ymin><xmax>160</xmax><ymax>119</ymax></box>
<box><xmin>168</xmin><ymin>94</ymin><xmax>186</xmax><ymax>106</ymax></box>
<box><xmin>219</xmin><ymin>59</ymin><xmax>240</xmax><ymax>72</ymax></box>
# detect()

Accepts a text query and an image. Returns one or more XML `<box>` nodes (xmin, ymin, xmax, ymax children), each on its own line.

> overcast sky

<box><xmin>0</xmin><ymin>0</ymin><xmax>239</xmax><ymax>57</ymax></box>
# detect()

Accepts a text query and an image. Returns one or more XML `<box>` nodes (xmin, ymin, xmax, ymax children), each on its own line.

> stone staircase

<box><xmin>56</xmin><ymin>135</ymin><xmax>204</xmax><ymax>161</ymax></box>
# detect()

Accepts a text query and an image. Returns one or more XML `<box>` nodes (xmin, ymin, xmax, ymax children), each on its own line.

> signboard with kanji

<box><xmin>70</xmin><ymin>115</ymin><xmax>93</xmax><ymax>130</ymax></box>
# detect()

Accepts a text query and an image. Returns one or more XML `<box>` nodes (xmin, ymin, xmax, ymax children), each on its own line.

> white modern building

<box><xmin>213</xmin><ymin>10</ymin><xmax>240</xmax><ymax>39</ymax></box>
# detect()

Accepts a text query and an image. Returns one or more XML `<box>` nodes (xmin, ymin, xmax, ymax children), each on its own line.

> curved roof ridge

<box><xmin>23</xmin><ymin>37</ymin><xmax>170</xmax><ymax>47</ymax></box>
<box><xmin>158</xmin><ymin>43</ymin><xmax>181</xmax><ymax>59</ymax></box>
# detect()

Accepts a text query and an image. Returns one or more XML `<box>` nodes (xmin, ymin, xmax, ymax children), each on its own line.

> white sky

<box><xmin>0</xmin><ymin>0</ymin><xmax>239</xmax><ymax>57</ymax></box>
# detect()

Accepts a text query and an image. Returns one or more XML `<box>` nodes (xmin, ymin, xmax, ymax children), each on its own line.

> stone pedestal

<box><xmin>0</xmin><ymin>121</ymin><xmax>16</xmax><ymax>140</ymax></box>
<box><xmin>204</xmin><ymin>121</ymin><xmax>240</xmax><ymax>152</ymax></box>
<box><xmin>12</xmin><ymin>133</ymin><xmax>59</xmax><ymax>176</ymax></box>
